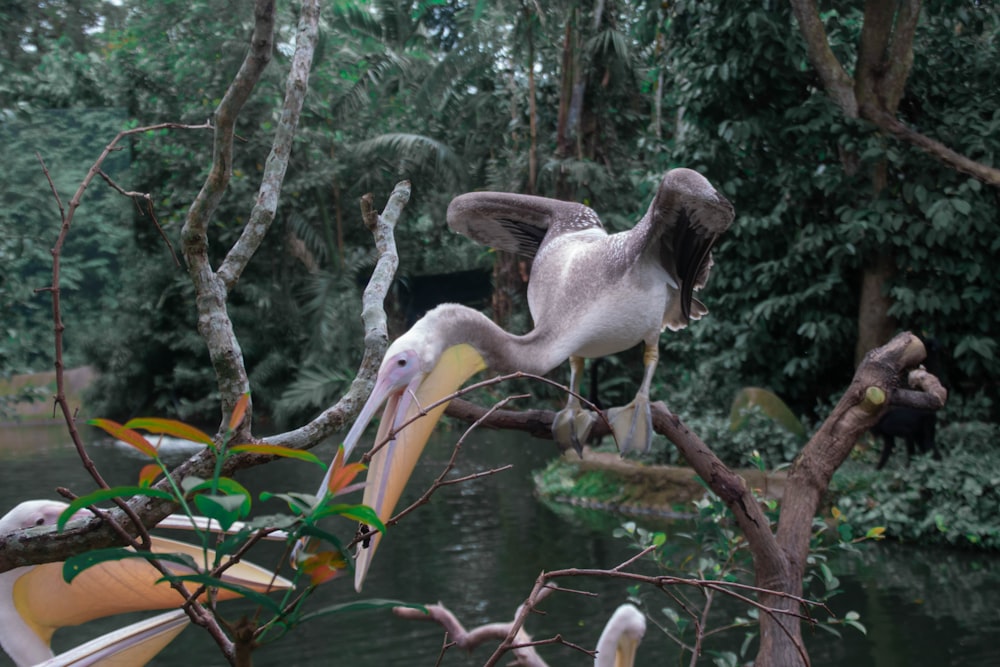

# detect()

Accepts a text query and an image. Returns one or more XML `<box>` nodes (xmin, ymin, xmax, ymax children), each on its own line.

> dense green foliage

<box><xmin>0</xmin><ymin>109</ymin><xmax>131</xmax><ymax>372</ymax></box>
<box><xmin>836</xmin><ymin>407</ymin><xmax>1000</xmax><ymax>550</ymax></box>
<box><xmin>2</xmin><ymin>0</ymin><xmax>997</xmax><ymax>432</ymax></box>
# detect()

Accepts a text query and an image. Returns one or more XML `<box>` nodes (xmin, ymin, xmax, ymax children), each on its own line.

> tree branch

<box><xmin>218</xmin><ymin>0</ymin><xmax>320</xmax><ymax>290</ymax></box>
<box><xmin>865</xmin><ymin>109</ymin><xmax>1000</xmax><ymax>187</ymax></box>
<box><xmin>788</xmin><ymin>0</ymin><xmax>857</xmax><ymax>117</ymax></box>
<box><xmin>261</xmin><ymin>181</ymin><xmax>411</xmax><ymax>450</ymax></box>
<box><xmin>790</xmin><ymin>0</ymin><xmax>1000</xmax><ymax>187</ymax></box>
<box><xmin>393</xmin><ymin>600</ymin><xmax>551</xmax><ymax>667</ymax></box>
<box><xmin>180</xmin><ymin>0</ymin><xmax>276</xmax><ymax>431</ymax></box>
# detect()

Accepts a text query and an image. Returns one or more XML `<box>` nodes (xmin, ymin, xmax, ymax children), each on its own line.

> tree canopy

<box><xmin>2</xmin><ymin>0</ymin><xmax>996</xmax><ymax>422</ymax></box>
<box><xmin>2</xmin><ymin>2</ymin><xmax>997</xmax><ymax>666</ymax></box>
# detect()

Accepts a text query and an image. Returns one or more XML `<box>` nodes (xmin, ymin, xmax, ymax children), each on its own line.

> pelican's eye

<box><xmin>396</xmin><ymin>358</ymin><xmax>407</xmax><ymax>367</ymax></box>
<box><xmin>34</xmin><ymin>517</ymin><xmax>46</xmax><ymax>526</ymax></box>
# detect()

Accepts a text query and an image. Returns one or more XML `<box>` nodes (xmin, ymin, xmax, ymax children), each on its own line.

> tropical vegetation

<box><xmin>2</xmin><ymin>1</ymin><xmax>998</xmax><ymax>665</ymax></box>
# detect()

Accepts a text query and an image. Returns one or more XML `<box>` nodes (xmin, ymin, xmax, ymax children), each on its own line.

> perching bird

<box><xmin>317</xmin><ymin>168</ymin><xmax>733</xmax><ymax>590</ymax></box>
<box><xmin>594</xmin><ymin>603</ymin><xmax>646</xmax><ymax>667</ymax></box>
<box><xmin>0</xmin><ymin>500</ymin><xmax>293</xmax><ymax>667</ymax></box>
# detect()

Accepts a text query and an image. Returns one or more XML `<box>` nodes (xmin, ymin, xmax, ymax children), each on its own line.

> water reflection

<box><xmin>1</xmin><ymin>424</ymin><xmax>998</xmax><ymax>666</ymax></box>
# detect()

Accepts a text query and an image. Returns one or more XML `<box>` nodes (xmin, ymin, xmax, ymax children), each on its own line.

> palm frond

<box><xmin>350</xmin><ymin>132</ymin><xmax>464</xmax><ymax>184</ymax></box>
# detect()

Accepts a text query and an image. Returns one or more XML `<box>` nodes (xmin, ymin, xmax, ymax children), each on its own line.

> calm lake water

<box><xmin>1</xmin><ymin>421</ymin><xmax>999</xmax><ymax>666</ymax></box>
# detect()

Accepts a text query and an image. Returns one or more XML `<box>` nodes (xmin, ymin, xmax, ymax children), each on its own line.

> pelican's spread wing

<box><xmin>447</xmin><ymin>192</ymin><xmax>603</xmax><ymax>259</ymax></box>
<box><xmin>630</xmin><ymin>168</ymin><xmax>734</xmax><ymax>328</ymax></box>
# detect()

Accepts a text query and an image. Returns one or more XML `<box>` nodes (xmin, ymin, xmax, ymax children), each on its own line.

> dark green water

<box><xmin>1</xmin><ymin>423</ymin><xmax>998</xmax><ymax>666</ymax></box>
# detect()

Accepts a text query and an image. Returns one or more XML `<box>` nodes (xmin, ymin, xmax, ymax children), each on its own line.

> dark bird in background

<box><xmin>873</xmin><ymin>336</ymin><xmax>944</xmax><ymax>469</ymax></box>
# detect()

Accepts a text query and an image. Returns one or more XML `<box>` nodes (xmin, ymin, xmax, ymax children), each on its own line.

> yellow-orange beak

<box><xmin>37</xmin><ymin>609</ymin><xmax>189</xmax><ymax>667</ymax></box>
<box><xmin>2</xmin><ymin>503</ymin><xmax>293</xmax><ymax>667</ymax></box>
<box><xmin>614</xmin><ymin>633</ymin><xmax>641</xmax><ymax>667</ymax></box>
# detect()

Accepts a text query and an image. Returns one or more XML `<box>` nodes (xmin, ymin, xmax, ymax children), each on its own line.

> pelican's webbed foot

<box><xmin>552</xmin><ymin>406</ymin><xmax>596</xmax><ymax>456</ymax></box>
<box><xmin>606</xmin><ymin>394</ymin><xmax>654</xmax><ymax>454</ymax></box>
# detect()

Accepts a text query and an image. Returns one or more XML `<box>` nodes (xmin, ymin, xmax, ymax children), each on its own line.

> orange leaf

<box><xmin>327</xmin><ymin>462</ymin><xmax>366</xmax><ymax>496</ymax></box>
<box><xmin>122</xmin><ymin>417</ymin><xmax>214</xmax><ymax>446</ymax></box>
<box><xmin>137</xmin><ymin>464</ymin><xmax>161</xmax><ymax>487</ymax></box>
<box><xmin>229</xmin><ymin>393</ymin><xmax>250</xmax><ymax>431</ymax></box>
<box><xmin>88</xmin><ymin>418</ymin><xmax>157</xmax><ymax>458</ymax></box>
<box><xmin>324</xmin><ymin>446</ymin><xmax>365</xmax><ymax>496</ymax></box>
<box><xmin>301</xmin><ymin>550</ymin><xmax>348</xmax><ymax>585</ymax></box>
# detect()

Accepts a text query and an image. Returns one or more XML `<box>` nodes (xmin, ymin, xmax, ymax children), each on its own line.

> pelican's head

<box><xmin>0</xmin><ymin>500</ymin><xmax>77</xmax><ymax>533</ymax></box>
<box><xmin>322</xmin><ymin>306</ymin><xmax>488</xmax><ymax>591</ymax></box>
<box><xmin>595</xmin><ymin>603</ymin><xmax>646</xmax><ymax>667</ymax></box>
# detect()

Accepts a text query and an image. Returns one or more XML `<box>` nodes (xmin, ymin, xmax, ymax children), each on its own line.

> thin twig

<box><xmin>363</xmin><ymin>371</ymin><xmax>605</xmax><ymax>464</ymax></box>
<box><xmin>96</xmin><ymin>169</ymin><xmax>179</xmax><ymax>266</ymax></box>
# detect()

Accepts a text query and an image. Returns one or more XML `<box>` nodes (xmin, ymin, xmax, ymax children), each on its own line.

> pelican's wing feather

<box><xmin>447</xmin><ymin>192</ymin><xmax>602</xmax><ymax>259</ymax></box>
<box><xmin>628</xmin><ymin>169</ymin><xmax>734</xmax><ymax>327</ymax></box>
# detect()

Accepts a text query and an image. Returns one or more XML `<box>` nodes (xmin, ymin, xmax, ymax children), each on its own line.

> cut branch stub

<box><xmin>861</xmin><ymin>386</ymin><xmax>886</xmax><ymax>413</ymax></box>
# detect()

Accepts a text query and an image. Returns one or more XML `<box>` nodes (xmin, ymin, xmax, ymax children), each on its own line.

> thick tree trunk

<box><xmin>525</xmin><ymin>7</ymin><xmax>538</xmax><ymax>195</ymax></box>
<box><xmin>444</xmin><ymin>332</ymin><xmax>946</xmax><ymax>667</ymax></box>
<box><xmin>854</xmin><ymin>252</ymin><xmax>897</xmax><ymax>364</ymax></box>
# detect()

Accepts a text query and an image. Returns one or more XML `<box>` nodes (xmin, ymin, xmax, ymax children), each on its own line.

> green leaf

<box><xmin>63</xmin><ymin>548</ymin><xmax>199</xmax><ymax>583</ymax></box>
<box><xmin>313</xmin><ymin>503</ymin><xmax>385</xmax><ymax>534</ymax></box>
<box><xmin>161</xmin><ymin>573</ymin><xmax>285</xmax><ymax>616</ymax></box>
<box><xmin>194</xmin><ymin>494</ymin><xmax>247</xmax><ymax>531</ymax></box>
<box><xmin>230</xmin><ymin>444</ymin><xmax>326</xmax><ymax>467</ymax></box>
<box><xmin>58</xmin><ymin>487</ymin><xmax>176</xmax><ymax>530</ymax></box>
<box><xmin>260</xmin><ymin>491</ymin><xmax>320</xmax><ymax>515</ymax></box>
<box><xmin>951</xmin><ymin>198</ymin><xmax>972</xmax><ymax>215</ymax></box>
<box><xmin>185</xmin><ymin>478</ymin><xmax>252</xmax><ymax>516</ymax></box>
<box><xmin>846</xmin><ymin>620</ymin><xmax>867</xmax><ymax>635</ymax></box>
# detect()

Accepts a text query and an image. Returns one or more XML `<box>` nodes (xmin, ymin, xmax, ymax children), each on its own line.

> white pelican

<box><xmin>594</xmin><ymin>603</ymin><xmax>646</xmax><ymax>667</ymax></box>
<box><xmin>0</xmin><ymin>500</ymin><xmax>293</xmax><ymax>667</ymax></box>
<box><xmin>318</xmin><ymin>168</ymin><xmax>733</xmax><ymax>590</ymax></box>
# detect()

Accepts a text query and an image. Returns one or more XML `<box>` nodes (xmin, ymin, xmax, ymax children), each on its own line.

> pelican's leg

<box><xmin>552</xmin><ymin>356</ymin><xmax>596</xmax><ymax>455</ymax></box>
<box><xmin>607</xmin><ymin>343</ymin><xmax>657</xmax><ymax>454</ymax></box>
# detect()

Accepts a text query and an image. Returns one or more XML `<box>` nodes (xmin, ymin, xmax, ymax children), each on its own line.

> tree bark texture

<box><xmin>854</xmin><ymin>252</ymin><xmax>897</xmax><ymax>365</ymax></box>
<box><xmin>789</xmin><ymin>0</ymin><xmax>1000</xmax><ymax>186</ymax></box>
<box><xmin>446</xmin><ymin>331</ymin><xmax>941</xmax><ymax>666</ymax></box>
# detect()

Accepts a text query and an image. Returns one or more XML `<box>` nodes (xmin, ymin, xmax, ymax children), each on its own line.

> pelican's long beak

<box><xmin>614</xmin><ymin>634</ymin><xmax>641</xmax><ymax>667</ymax></box>
<box><xmin>352</xmin><ymin>343</ymin><xmax>485</xmax><ymax>591</ymax></box>
<box><xmin>9</xmin><ymin>535</ymin><xmax>293</xmax><ymax>662</ymax></box>
<box><xmin>36</xmin><ymin>609</ymin><xmax>189</xmax><ymax>667</ymax></box>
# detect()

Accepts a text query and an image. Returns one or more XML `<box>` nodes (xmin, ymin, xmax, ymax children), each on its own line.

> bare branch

<box><xmin>180</xmin><ymin>0</ymin><xmax>277</xmax><ymax>431</ymax></box>
<box><xmin>261</xmin><ymin>180</ymin><xmax>411</xmax><ymax>451</ymax></box>
<box><xmin>387</xmin><ymin>394</ymin><xmax>524</xmax><ymax>527</ymax></box>
<box><xmin>96</xmin><ymin>169</ymin><xmax>179</xmax><ymax>266</ymax></box>
<box><xmin>790</xmin><ymin>0</ymin><xmax>1000</xmax><ymax>187</ymax></box>
<box><xmin>218</xmin><ymin>0</ymin><xmax>321</xmax><ymax>290</ymax></box>
<box><xmin>788</xmin><ymin>0</ymin><xmax>857</xmax><ymax>116</ymax></box>
<box><xmin>865</xmin><ymin>109</ymin><xmax>1000</xmax><ymax>187</ymax></box>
